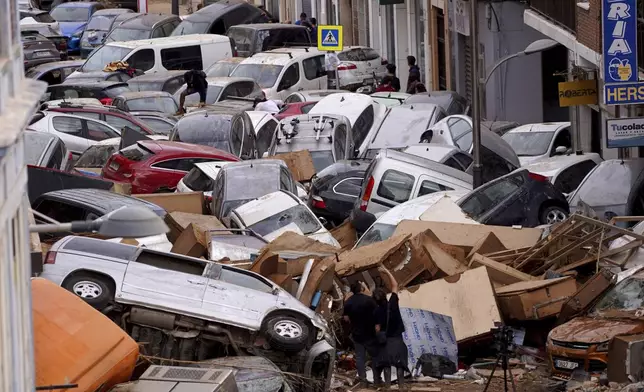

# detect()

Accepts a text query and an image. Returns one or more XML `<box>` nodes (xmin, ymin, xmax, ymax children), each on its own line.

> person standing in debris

<box><xmin>406</xmin><ymin>72</ymin><xmax>427</xmax><ymax>94</ymax></box>
<box><xmin>295</xmin><ymin>12</ymin><xmax>307</xmax><ymax>25</ymax></box>
<box><xmin>406</xmin><ymin>55</ymin><xmax>421</xmax><ymax>92</ymax></box>
<box><xmin>386</xmin><ymin>64</ymin><xmax>401</xmax><ymax>92</ymax></box>
<box><xmin>309</xmin><ymin>17</ymin><xmax>318</xmax><ymax>44</ymax></box>
<box><xmin>373</xmin><ymin>266</ymin><xmax>409</xmax><ymax>389</ymax></box>
<box><xmin>343</xmin><ymin>281</ymin><xmax>381</xmax><ymax>386</ymax></box>
<box><xmin>176</xmin><ymin>69</ymin><xmax>208</xmax><ymax>115</ymax></box>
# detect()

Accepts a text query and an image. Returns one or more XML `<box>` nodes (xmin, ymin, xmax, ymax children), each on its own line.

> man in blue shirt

<box><xmin>295</xmin><ymin>12</ymin><xmax>307</xmax><ymax>25</ymax></box>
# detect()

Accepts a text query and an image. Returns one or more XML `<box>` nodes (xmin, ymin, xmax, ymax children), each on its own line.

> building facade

<box><xmin>0</xmin><ymin>0</ymin><xmax>47</xmax><ymax>390</ymax></box>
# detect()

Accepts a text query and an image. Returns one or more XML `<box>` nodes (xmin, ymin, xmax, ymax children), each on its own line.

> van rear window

<box><xmin>377</xmin><ymin>169</ymin><xmax>414</xmax><ymax>203</ymax></box>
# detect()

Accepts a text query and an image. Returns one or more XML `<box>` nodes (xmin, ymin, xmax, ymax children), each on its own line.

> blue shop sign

<box><xmin>602</xmin><ymin>0</ymin><xmax>644</xmax><ymax>105</ymax></box>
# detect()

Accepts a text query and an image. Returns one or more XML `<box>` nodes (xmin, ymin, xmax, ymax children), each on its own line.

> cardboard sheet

<box><xmin>394</xmin><ymin>220</ymin><xmax>542</xmax><ymax>251</ymax></box>
<box><xmin>397</xmin><ymin>267</ymin><xmax>502</xmax><ymax>342</ymax></box>
<box><xmin>136</xmin><ymin>192</ymin><xmax>204</xmax><ymax>214</ymax></box>
<box><xmin>418</xmin><ymin>196</ymin><xmax>480</xmax><ymax>225</ymax></box>
<box><xmin>268</xmin><ymin>150</ymin><xmax>316</xmax><ymax>182</ymax></box>
<box><xmin>495</xmin><ymin>277</ymin><xmax>578</xmax><ymax>320</ymax></box>
<box><xmin>335</xmin><ymin>234</ymin><xmax>411</xmax><ymax>277</ymax></box>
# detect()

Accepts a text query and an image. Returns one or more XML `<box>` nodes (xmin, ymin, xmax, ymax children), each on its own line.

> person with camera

<box><xmin>373</xmin><ymin>266</ymin><xmax>408</xmax><ymax>390</ymax></box>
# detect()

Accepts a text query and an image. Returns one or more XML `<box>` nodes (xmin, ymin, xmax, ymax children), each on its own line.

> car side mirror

<box><xmin>554</xmin><ymin>146</ymin><xmax>567</xmax><ymax>155</ymax></box>
<box><xmin>318</xmin><ymin>216</ymin><xmax>329</xmax><ymax>227</ymax></box>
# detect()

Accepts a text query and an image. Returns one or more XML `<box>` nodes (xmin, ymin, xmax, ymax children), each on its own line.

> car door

<box><xmin>202</xmin><ymin>263</ymin><xmax>277</xmax><ymax>330</ymax></box>
<box><xmin>369</xmin><ymin>168</ymin><xmax>416</xmax><ymax>214</ymax></box>
<box><xmin>550</xmin><ymin>127</ymin><xmax>572</xmax><ymax>156</ymax></box>
<box><xmin>413</xmin><ymin>175</ymin><xmax>455</xmax><ymax>198</ymax></box>
<box><xmin>302</xmin><ymin>55</ymin><xmax>327</xmax><ymax>90</ymax></box>
<box><xmin>104</xmin><ymin>113</ymin><xmax>146</xmax><ymax>135</ymax></box>
<box><xmin>50</xmin><ymin>114</ymin><xmax>91</xmax><ymax>156</ymax></box>
<box><xmin>120</xmin><ymin>251</ymin><xmax>207</xmax><ymax>309</ymax></box>
<box><xmin>276</xmin><ymin>62</ymin><xmax>302</xmax><ymax>100</ymax></box>
<box><xmin>459</xmin><ymin>171</ymin><xmax>527</xmax><ymax>226</ymax></box>
<box><xmin>83</xmin><ymin>118</ymin><xmax>120</xmax><ymax>142</ymax></box>
<box><xmin>552</xmin><ymin>160</ymin><xmax>598</xmax><ymax>196</ymax></box>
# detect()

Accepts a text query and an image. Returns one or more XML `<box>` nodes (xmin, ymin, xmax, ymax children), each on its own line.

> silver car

<box><xmin>42</xmin><ymin>235</ymin><xmax>330</xmax><ymax>356</ymax></box>
<box><xmin>28</xmin><ymin>111</ymin><xmax>120</xmax><ymax>156</ymax></box>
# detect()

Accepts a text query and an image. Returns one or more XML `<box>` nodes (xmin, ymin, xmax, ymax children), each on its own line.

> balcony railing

<box><xmin>528</xmin><ymin>0</ymin><xmax>576</xmax><ymax>33</ymax></box>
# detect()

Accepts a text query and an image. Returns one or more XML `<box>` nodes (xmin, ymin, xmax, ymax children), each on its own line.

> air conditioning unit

<box><xmin>118</xmin><ymin>365</ymin><xmax>239</xmax><ymax>392</ymax></box>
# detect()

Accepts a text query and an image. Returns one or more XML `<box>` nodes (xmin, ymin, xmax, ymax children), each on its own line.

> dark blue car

<box><xmin>50</xmin><ymin>2</ymin><xmax>105</xmax><ymax>54</ymax></box>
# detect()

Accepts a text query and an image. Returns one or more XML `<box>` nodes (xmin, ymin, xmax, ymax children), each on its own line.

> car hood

<box><xmin>59</xmin><ymin>21</ymin><xmax>87</xmax><ymax>36</ymax></box>
<box><xmin>549</xmin><ymin>316</ymin><xmax>644</xmax><ymax>344</ymax></box>
<box><xmin>518</xmin><ymin>155</ymin><xmax>544</xmax><ymax>166</ymax></box>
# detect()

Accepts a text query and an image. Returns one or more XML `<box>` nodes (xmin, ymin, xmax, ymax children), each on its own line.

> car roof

<box><xmin>215</xmin><ymin>57</ymin><xmax>245</xmax><ymax>64</ymax></box>
<box><xmin>67</xmin><ymin>70</ymin><xmax>121</xmax><ymax>77</ymax></box>
<box><xmin>107</xmin><ymin>34</ymin><xmax>229</xmax><ymax>48</ymax></box>
<box><xmin>522</xmin><ymin>153</ymin><xmax>603</xmax><ymax>178</ymax></box>
<box><xmin>315</xmin><ymin>159</ymin><xmax>371</xmax><ymax>177</ymax></box>
<box><xmin>193</xmin><ymin>161</ymin><xmax>234</xmax><ymax>178</ymax></box>
<box><xmin>24</xmin><ymin>129</ymin><xmax>56</xmax><ymax>142</ymax></box>
<box><xmin>375</xmin><ymin>190</ymin><xmax>469</xmax><ymax>226</ymax></box>
<box><xmin>116</xmin><ymin>91</ymin><xmax>174</xmax><ymax>99</ymax></box>
<box><xmin>222</xmin><ymin>159</ymin><xmax>286</xmax><ymax>172</ymax></box>
<box><xmin>55</xmin><ymin>2</ymin><xmax>95</xmax><ymax>7</ymax></box>
<box><xmin>507</xmin><ymin>122</ymin><xmax>571</xmax><ymax>134</ymax></box>
<box><xmin>139</xmin><ymin>140</ymin><xmax>239</xmax><ymax>160</ymax></box>
<box><xmin>229</xmin><ymin>23</ymin><xmax>308</xmax><ymax>30</ymax></box>
<box><xmin>205</xmin><ymin>76</ymin><xmax>255</xmax><ymax>86</ymax></box>
<box><xmin>57</xmin><ymin>80</ymin><xmax>129</xmax><ymax>88</ymax></box>
<box><xmin>242</xmin><ymin>47</ymin><xmax>323</xmax><ymax>66</ymax></box>
<box><xmin>128</xmin><ymin>70</ymin><xmax>186</xmax><ymax>82</ymax></box>
<box><xmin>27</xmin><ymin>60</ymin><xmax>85</xmax><ymax>73</ymax></box>
<box><xmin>184</xmin><ymin>0</ymin><xmax>248</xmax><ymax>19</ymax></box>
<box><xmin>378</xmin><ymin>149</ymin><xmax>473</xmax><ymax>183</ymax></box>
<box><xmin>309</xmin><ymin>93</ymin><xmax>378</xmax><ymax>122</ymax></box>
<box><xmin>116</xmin><ymin>13</ymin><xmax>178</xmax><ymax>28</ymax></box>
<box><xmin>92</xmin><ymin>8</ymin><xmax>133</xmax><ymax>16</ymax></box>
<box><xmin>37</xmin><ymin>188</ymin><xmax>165</xmax><ymax>214</ymax></box>
<box><xmin>234</xmin><ymin>190</ymin><xmax>300</xmax><ymax>225</ymax></box>
<box><xmin>403</xmin><ymin>144</ymin><xmax>465</xmax><ymax>162</ymax></box>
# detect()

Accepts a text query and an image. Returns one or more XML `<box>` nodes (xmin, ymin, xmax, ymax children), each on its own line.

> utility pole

<box><xmin>469</xmin><ymin>0</ymin><xmax>482</xmax><ymax>188</ymax></box>
<box><xmin>172</xmin><ymin>0</ymin><xmax>179</xmax><ymax>15</ymax></box>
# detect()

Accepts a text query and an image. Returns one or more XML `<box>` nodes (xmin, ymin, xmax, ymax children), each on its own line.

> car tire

<box><xmin>63</xmin><ymin>273</ymin><xmax>114</xmax><ymax>310</ymax></box>
<box><xmin>539</xmin><ymin>205</ymin><xmax>567</xmax><ymax>225</ymax></box>
<box><xmin>263</xmin><ymin>315</ymin><xmax>310</xmax><ymax>353</ymax></box>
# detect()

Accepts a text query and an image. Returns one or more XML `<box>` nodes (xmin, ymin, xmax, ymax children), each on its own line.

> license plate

<box><xmin>33</xmin><ymin>51</ymin><xmax>51</xmax><ymax>58</ymax></box>
<box><xmin>555</xmin><ymin>359</ymin><xmax>579</xmax><ymax>370</ymax></box>
<box><xmin>109</xmin><ymin>162</ymin><xmax>120</xmax><ymax>171</ymax></box>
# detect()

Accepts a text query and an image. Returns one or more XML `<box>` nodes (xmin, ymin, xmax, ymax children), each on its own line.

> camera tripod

<box><xmin>482</xmin><ymin>325</ymin><xmax>517</xmax><ymax>392</ymax></box>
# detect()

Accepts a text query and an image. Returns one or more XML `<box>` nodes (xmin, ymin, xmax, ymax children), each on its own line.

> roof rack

<box><xmin>277</xmin><ymin>113</ymin><xmax>351</xmax><ymax>145</ymax></box>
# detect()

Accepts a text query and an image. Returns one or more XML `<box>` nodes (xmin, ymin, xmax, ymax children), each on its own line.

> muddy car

<box><xmin>547</xmin><ymin>269</ymin><xmax>644</xmax><ymax>378</ymax></box>
<box><xmin>42</xmin><ymin>235</ymin><xmax>334</xmax><ymax>390</ymax></box>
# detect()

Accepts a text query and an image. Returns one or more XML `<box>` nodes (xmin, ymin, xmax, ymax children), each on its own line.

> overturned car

<box><xmin>42</xmin><ymin>236</ymin><xmax>334</xmax><ymax>391</ymax></box>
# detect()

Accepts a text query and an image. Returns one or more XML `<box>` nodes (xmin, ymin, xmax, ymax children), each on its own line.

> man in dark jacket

<box><xmin>386</xmin><ymin>64</ymin><xmax>401</xmax><ymax>92</ymax></box>
<box><xmin>406</xmin><ymin>55</ymin><xmax>421</xmax><ymax>91</ymax></box>
<box><xmin>343</xmin><ymin>281</ymin><xmax>381</xmax><ymax>386</ymax></box>
<box><xmin>177</xmin><ymin>69</ymin><xmax>208</xmax><ymax>115</ymax></box>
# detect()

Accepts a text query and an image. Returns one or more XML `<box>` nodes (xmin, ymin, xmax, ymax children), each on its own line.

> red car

<box><xmin>275</xmin><ymin>101</ymin><xmax>317</xmax><ymax>120</ymax></box>
<box><xmin>102</xmin><ymin>140</ymin><xmax>239</xmax><ymax>194</ymax></box>
<box><xmin>45</xmin><ymin>103</ymin><xmax>157</xmax><ymax>135</ymax></box>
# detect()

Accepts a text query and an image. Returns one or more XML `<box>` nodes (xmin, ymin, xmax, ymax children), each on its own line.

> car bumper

<box><xmin>547</xmin><ymin>342</ymin><xmax>607</xmax><ymax>379</ymax></box>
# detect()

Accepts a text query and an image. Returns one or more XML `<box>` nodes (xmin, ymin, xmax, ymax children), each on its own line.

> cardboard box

<box><xmin>171</xmin><ymin>223</ymin><xmax>209</xmax><ymax>258</ymax></box>
<box><xmin>268</xmin><ymin>150</ymin><xmax>316</xmax><ymax>182</ymax></box>
<box><xmin>469</xmin><ymin>253</ymin><xmax>536</xmax><ymax>285</ymax></box>
<box><xmin>495</xmin><ymin>277</ymin><xmax>578</xmax><ymax>320</ymax></box>
<box><xmin>608</xmin><ymin>334</ymin><xmax>644</xmax><ymax>383</ymax></box>
<box><xmin>136</xmin><ymin>192</ymin><xmax>204</xmax><ymax>214</ymax></box>
<box><xmin>329</xmin><ymin>220</ymin><xmax>357</xmax><ymax>251</ymax></box>
<box><xmin>165</xmin><ymin>211</ymin><xmax>227</xmax><ymax>244</ymax></box>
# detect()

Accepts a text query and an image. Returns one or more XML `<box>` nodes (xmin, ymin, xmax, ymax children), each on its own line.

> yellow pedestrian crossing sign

<box><xmin>317</xmin><ymin>25</ymin><xmax>343</xmax><ymax>51</ymax></box>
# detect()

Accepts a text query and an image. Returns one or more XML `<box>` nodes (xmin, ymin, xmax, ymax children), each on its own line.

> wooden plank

<box><xmin>469</xmin><ymin>254</ymin><xmax>536</xmax><ymax>285</ymax></box>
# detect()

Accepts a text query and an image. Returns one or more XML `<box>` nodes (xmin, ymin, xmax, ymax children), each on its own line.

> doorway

<box><xmin>541</xmin><ymin>45</ymin><xmax>569</xmax><ymax>122</ymax></box>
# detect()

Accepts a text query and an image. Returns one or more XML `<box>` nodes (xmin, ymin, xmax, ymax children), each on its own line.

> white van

<box><xmin>72</xmin><ymin>34</ymin><xmax>234</xmax><ymax>76</ymax></box>
<box><xmin>230</xmin><ymin>48</ymin><xmax>328</xmax><ymax>100</ymax></box>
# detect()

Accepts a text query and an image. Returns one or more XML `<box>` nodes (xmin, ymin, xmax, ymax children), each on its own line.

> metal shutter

<box><xmin>463</xmin><ymin>35</ymin><xmax>472</xmax><ymax>104</ymax></box>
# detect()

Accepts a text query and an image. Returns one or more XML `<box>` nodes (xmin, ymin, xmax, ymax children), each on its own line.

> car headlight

<box><xmin>596</xmin><ymin>341</ymin><xmax>610</xmax><ymax>352</ymax></box>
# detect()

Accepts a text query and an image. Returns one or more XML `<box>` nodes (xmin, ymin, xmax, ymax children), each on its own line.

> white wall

<box><xmin>478</xmin><ymin>1</ymin><xmax>546</xmax><ymax>123</ymax></box>
<box><xmin>394</xmin><ymin>3</ymin><xmax>410</xmax><ymax>87</ymax></box>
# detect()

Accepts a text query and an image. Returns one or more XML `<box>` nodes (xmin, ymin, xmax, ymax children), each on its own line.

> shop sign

<box><xmin>453</xmin><ymin>0</ymin><xmax>470</xmax><ymax>36</ymax></box>
<box><xmin>602</xmin><ymin>0</ymin><xmax>644</xmax><ymax>105</ymax></box>
<box><xmin>558</xmin><ymin>80</ymin><xmax>598</xmax><ymax>107</ymax></box>
<box><xmin>606</xmin><ymin>117</ymin><xmax>644</xmax><ymax>148</ymax></box>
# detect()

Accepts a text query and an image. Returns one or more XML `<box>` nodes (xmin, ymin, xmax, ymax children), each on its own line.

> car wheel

<box><xmin>63</xmin><ymin>273</ymin><xmax>114</xmax><ymax>310</ymax></box>
<box><xmin>263</xmin><ymin>315</ymin><xmax>310</xmax><ymax>352</ymax></box>
<box><xmin>540</xmin><ymin>205</ymin><xmax>567</xmax><ymax>225</ymax></box>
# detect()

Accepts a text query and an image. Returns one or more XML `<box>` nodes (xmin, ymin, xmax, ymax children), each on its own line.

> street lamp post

<box><xmin>470</xmin><ymin>0</ymin><xmax>483</xmax><ymax>188</ymax></box>
<box><xmin>29</xmin><ymin>206</ymin><xmax>169</xmax><ymax>238</ymax></box>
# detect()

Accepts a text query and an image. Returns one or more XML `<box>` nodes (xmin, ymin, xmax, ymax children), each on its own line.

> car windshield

<box><xmin>75</xmin><ymin>144</ymin><xmax>117</xmax><ymax>167</ymax></box>
<box><xmin>128</xmin><ymin>80</ymin><xmax>164</xmax><ymax>92</ymax></box>
<box><xmin>225</xmin><ymin>166</ymin><xmax>280</xmax><ymax>200</ymax></box>
<box><xmin>50</xmin><ymin>6</ymin><xmax>89</xmax><ymax>22</ymax></box>
<box><xmin>355</xmin><ymin>223</ymin><xmax>396</xmax><ymax>248</ymax></box>
<box><xmin>24</xmin><ymin>133</ymin><xmax>52</xmax><ymax>165</ymax></box>
<box><xmin>82</xmin><ymin>45</ymin><xmax>133</xmax><ymax>72</ymax></box>
<box><xmin>173</xmin><ymin>115</ymin><xmax>232</xmax><ymax>152</ymax></box>
<box><xmin>369</xmin><ymin>108</ymin><xmax>432</xmax><ymax>151</ymax></box>
<box><xmin>25</xmin><ymin>67</ymin><xmax>42</xmax><ymax>78</ymax></box>
<box><xmin>502</xmin><ymin>131</ymin><xmax>554</xmax><ymax>157</ymax></box>
<box><xmin>591</xmin><ymin>273</ymin><xmax>644</xmax><ymax>316</ymax></box>
<box><xmin>206</xmin><ymin>61</ymin><xmax>239</xmax><ymax>77</ymax></box>
<box><xmin>171</xmin><ymin>20</ymin><xmax>211</xmax><ymax>36</ymax></box>
<box><xmin>248</xmin><ymin>204</ymin><xmax>321</xmax><ymax>236</ymax></box>
<box><xmin>311</xmin><ymin>150</ymin><xmax>335</xmax><ymax>172</ymax></box>
<box><xmin>86</xmin><ymin>15</ymin><xmax>116</xmax><ymax>31</ymax></box>
<box><xmin>174</xmin><ymin>85</ymin><xmax>222</xmax><ymax>105</ymax></box>
<box><xmin>137</xmin><ymin>116</ymin><xmax>174</xmax><ymax>135</ymax></box>
<box><xmin>126</xmin><ymin>97</ymin><xmax>178</xmax><ymax>114</ymax></box>
<box><xmin>106</xmin><ymin>27</ymin><xmax>150</xmax><ymax>42</ymax></box>
<box><xmin>231</xmin><ymin>64</ymin><xmax>283</xmax><ymax>88</ymax></box>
